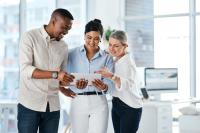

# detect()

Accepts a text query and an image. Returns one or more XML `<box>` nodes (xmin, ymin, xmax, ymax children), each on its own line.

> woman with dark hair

<box><xmin>63</xmin><ymin>19</ymin><xmax>114</xmax><ymax>133</ymax></box>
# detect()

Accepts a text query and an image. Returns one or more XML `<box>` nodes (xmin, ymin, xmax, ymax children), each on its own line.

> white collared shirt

<box><xmin>112</xmin><ymin>53</ymin><xmax>143</xmax><ymax>108</ymax></box>
<box><xmin>18</xmin><ymin>26</ymin><xmax>68</xmax><ymax>112</ymax></box>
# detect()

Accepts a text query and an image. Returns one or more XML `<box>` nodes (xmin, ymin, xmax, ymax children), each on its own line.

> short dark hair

<box><xmin>52</xmin><ymin>8</ymin><xmax>74</xmax><ymax>20</ymax></box>
<box><xmin>84</xmin><ymin>19</ymin><xmax>103</xmax><ymax>37</ymax></box>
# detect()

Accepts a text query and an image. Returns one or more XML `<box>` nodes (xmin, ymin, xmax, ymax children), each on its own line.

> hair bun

<box><xmin>93</xmin><ymin>19</ymin><xmax>101</xmax><ymax>24</ymax></box>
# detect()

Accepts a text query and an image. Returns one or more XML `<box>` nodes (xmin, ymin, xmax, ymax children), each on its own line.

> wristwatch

<box><xmin>52</xmin><ymin>72</ymin><xmax>58</xmax><ymax>79</ymax></box>
<box><xmin>111</xmin><ymin>74</ymin><xmax>117</xmax><ymax>81</ymax></box>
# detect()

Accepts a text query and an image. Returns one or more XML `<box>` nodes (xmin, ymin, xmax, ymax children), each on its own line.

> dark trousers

<box><xmin>112</xmin><ymin>97</ymin><xmax>142</xmax><ymax>133</ymax></box>
<box><xmin>17</xmin><ymin>103</ymin><xmax>60</xmax><ymax>133</ymax></box>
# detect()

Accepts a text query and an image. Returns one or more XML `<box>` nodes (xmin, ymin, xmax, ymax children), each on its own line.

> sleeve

<box><xmin>102</xmin><ymin>55</ymin><xmax>115</xmax><ymax>93</ymax></box>
<box><xmin>115</xmin><ymin>59</ymin><xmax>138</xmax><ymax>92</ymax></box>
<box><xmin>65</xmin><ymin>49</ymin><xmax>73</xmax><ymax>73</ymax></box>
<box><xmin>19</xmin><ymin>32</ymin><xmax>36</xmax><ymax>79</ymax></box>
<box><xmin>61</xmin><ymin>44</ymin><xmax>68</xmax><ymax>72</ymax></box>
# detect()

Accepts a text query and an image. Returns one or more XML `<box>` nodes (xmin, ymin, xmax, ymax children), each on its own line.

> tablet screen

<box><xmin>70</xmin><ymin>73</ymin><xmax>102</xmax><ymax>86</ymax></box>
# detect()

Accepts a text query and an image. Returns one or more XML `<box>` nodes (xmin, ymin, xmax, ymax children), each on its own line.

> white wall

<box><xmin>87</xmin><ymin>0</ymin><xmax>124</xmax><ymax>30</ymax></box>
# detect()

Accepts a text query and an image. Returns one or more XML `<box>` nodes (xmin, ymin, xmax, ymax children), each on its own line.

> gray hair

<box><xmin>110</xmin><ymin>30</ymin><xmax>128</xmax><ymax>46</ymax></box>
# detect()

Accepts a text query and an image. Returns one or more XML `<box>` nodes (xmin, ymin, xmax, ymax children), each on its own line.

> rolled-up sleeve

<box><xmin>19</xmin><ymin>33</ymin><xmax>36</xmax><ymax>79</ymax></box>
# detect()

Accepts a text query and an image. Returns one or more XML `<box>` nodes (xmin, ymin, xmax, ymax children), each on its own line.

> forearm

<box><xmin>112</xmin><ymin>75</ymin><xmax>136</xmax><ymax>91</ymax></box>
<box><xmin>111</xmin><ymin>75</ymin><xmax>121</xmax><ymax>89</ymax></box>
<box><xmin>32</xmin><ymin>68</ymin><xmax>56</xmax><ymax>79</ymax></box>
<box><xmin>101</xmin><ymin>72</ymin><xmax>121</xmax><ymax>89</ymax></box>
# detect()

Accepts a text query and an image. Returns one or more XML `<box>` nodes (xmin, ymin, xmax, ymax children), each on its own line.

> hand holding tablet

<box><xmin>70</xmin><ymin>73</ymin><xmax>102</xmax><ymax>86</ymax></box>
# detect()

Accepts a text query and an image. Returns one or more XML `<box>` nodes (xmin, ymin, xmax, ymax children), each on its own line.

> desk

<box><xmin>0</xmin><ymin>100</ymin><xmax>17</xmax><ymax>133</ymax></box>
<box><xmin>171</xmin><ymin>98</ymin><xmax>200</xmax><ymax>104</ymax></box>
<box><xmin>174</xmin><ymin>98</ymin><xmax>200</xmax><ymax>133</ymax></box>
<box><xmin>137</xmin><ymin>99</ymin><xmax>200</xmax><ymax>133</ymax></box>
<box><xmin>137</xmin><ymin>101</ymin><xmax>172</xmax><ymax>133</ymax></box>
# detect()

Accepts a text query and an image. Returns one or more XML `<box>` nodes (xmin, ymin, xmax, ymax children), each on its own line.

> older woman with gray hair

<box><xmin>96</xmin><ymin>30</ymin><xmax>143</xmax><ymax>133</ymax></box>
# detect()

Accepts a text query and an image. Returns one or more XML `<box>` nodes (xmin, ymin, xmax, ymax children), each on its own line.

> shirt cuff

<box><xmin>27</xmin><ymin>66</ymin><xmax>36</xmax><ymax>79</ymax></box>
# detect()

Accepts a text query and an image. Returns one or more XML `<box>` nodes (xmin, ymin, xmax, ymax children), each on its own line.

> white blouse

<box><xmin>112</xmin><ymin>53</ymin><xmax>143</xmax><ymax>108</ymax></box>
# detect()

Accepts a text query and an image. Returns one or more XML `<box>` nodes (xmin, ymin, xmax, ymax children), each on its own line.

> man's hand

<box><xmin>59</xmin><ymin>87</ymin><xmax>76</xmax><ymax>98</ymax></box>
<box><xmin>75</xmin><ymin>79</ymin><xmax>88</xmax><ymax>89</ymax></box>
<box><xmin>92</xmin><ymin>79</ymin><xmax>108</xmax><ymax>91</ymax></box>
<box><xmin>58</xmin><ymin>71</ymin><xmax>75</xmax><ymax>86</ymax></box>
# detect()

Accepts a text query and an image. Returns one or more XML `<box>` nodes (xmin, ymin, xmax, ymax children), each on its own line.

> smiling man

<box><xmin>18</xmin><ymin>8</ymin><xmax>74</xmax><ymax>133</ymax></box>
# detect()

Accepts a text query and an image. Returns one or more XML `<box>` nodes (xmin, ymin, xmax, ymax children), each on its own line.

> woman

<box><xmin>97</xmin><ymin>30</ymin><xmax>143</xmax><ymax>133</ymax></box>
<box><xmin>65</xmin><ymin>19</ymin><xmax>114</xmax><ymax>133</ymax></box>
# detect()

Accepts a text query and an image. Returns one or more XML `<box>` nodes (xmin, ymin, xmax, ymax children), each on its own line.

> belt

<box><xmin>77</xmin><ymin>91</ymin><xmax>104</xmax><ymax>95</ymax></box>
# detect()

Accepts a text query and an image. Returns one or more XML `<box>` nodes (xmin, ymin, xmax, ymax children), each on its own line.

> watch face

<box><xmin>52</xmin><ymin>72</ymin><xmax>58</xmax><ymax>79</ymax></box>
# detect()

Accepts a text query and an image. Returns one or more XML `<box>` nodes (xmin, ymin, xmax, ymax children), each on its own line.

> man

<box><xmin>18</xmin><ymin>8</ymin><xmax>74</xmax><ymax>133</ymax></box>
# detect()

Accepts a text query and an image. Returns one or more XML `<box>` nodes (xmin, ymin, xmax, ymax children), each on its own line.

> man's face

<box><xmin>53</xmin><ymin>16</ymin><xmax>73</xmax><ymax>41</ymax></box>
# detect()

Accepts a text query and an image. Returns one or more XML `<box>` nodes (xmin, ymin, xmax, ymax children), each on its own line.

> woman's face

<box><xmin>108</xmin><ymin>37</ymin><xmax>127</xmax><ymax>58</ymax></box>
<box><xmin>84</xmin><ymin>31</ymin><xmax>101</xmax><ymax>51</ymax></box>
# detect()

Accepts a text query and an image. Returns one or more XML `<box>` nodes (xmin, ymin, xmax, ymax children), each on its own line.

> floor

<box><xmin>59</xmin><ymin>121</ymin><xmax>180</xmax><ymax>133</ymax></box>
<box><xmin>0</xmin><ymin>122</ymin><xmax>180</xmax><ymax>133</ymax></box>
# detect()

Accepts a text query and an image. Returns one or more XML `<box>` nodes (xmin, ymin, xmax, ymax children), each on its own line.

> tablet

<box><xmin>70</xmin><ymin>73</ymin><xmax>102</xmax><ymax>86</ymax></box>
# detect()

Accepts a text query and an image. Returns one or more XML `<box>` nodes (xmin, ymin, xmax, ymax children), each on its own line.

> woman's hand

<box><xmin>95</xmin><ymin>67</ymin><xmax>113</xmax><ymax>79</ymax></box>
<box><xmin>92</xmin><ymin>79</ymin><xmax>108</xmax><ymax>91</ymax></box>
<box><xmin>75</xmin><ymin>79</ymin><xmax>88</xmax><ymax>89</ymax></box>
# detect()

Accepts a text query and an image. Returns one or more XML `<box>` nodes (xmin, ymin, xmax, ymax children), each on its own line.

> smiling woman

<box><xmin>65</xmin><ymin>19</ymin><xmax>114</xmax><ymax>133</ymax></box>
<box><xmin>96</xmin><ymin>30</ymin><xmax>143</xmax><ymax>133</ymax></box>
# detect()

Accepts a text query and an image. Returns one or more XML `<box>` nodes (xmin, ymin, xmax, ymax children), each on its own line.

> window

<box><xmin>154</xmin><ymin>17</ymin><xmax>190</xmax><ymax>98</ymax></box>
<box><xmin>124</xmin><ymin>0</ymin><xmax>191</xmax><ymax>100</ymax></box>
<box><xmin>196</xmin><ymin>16</ymin><xmax>200</xmax><ymax>98</ymax></box>
<box><xmin>26</xmin><ymin>0</ymin><xmax>56</xmax><ymax>30</ymax></box>
<box><xmin>154</xmin><ymin>0</ymin><xmax>189</xmax><ymax>15</ymax></box>
<box><xmin>57</xmin><ymin>0</ymin><xmax>86</xmax><ymax>49</ymax></box>
<box><xmin>0</xmin><ymin>0</ymin><xmax>87</xmax><ymax>100</ymax></box>
<box><xmin>125</xmin><ymin>19</ymin><xmax>154</xmax><ymax>67</ymax></box>
<box><xmin>125</xmin><ymin>0</ymin><xmax>154</xmax><ymax>67</ymax></box>
<box><xmin>197</xmin><ymin>0</ymin><xmax>200</xmax><ymax>12</ymax></box>
<box><xmin>0</xmin><ymin>0</ymin><xmax>20</xmax><ymax>99</ymax></box>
